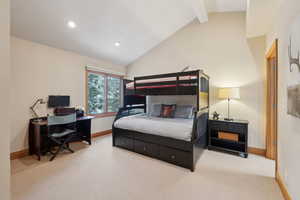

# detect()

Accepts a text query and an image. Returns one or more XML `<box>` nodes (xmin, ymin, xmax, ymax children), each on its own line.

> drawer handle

<box><xmin>143</xmin><ymin>147</ymin><xmax>147</xmax><ymax>151</ymax></box>
<box><xmin>171</xmin><ymin>155</ymin><xmax>176</xmax><ymax>159</ymax></box>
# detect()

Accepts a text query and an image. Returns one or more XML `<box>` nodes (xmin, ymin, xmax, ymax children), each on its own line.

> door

<box><xmin>266</xmin><ymin>39</ymin><xmax>278</xmax><ymax>162</ymax></box>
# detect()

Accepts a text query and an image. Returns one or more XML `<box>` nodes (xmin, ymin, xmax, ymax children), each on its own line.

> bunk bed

<box><xmin>113</xmin><ymin>70</ymin><xmax>209</xmax><ymax>171</ymax></box>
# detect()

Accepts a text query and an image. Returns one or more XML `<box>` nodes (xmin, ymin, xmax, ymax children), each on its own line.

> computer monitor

<box><xmin>48</xmin><ymin>95</ymin><xmax>70</xmax><ymax>108</ymax></box>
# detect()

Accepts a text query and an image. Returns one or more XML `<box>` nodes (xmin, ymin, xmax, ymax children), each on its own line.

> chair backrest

<box><xmin>47</xmin><ymin>113</ymin><xmax>77</xmax><ymax>126</ymax></box>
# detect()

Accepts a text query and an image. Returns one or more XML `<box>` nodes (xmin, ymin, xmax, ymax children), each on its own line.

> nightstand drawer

<box><xmin>209</xmin><ymin>121</ymin><xmax>246</xmax><ymax>133</ymax></box>
<box><xmin>226</xmin><ymin>123</ymin><xmax>246</xmax><ymax>133</ymax></box>
<box><xmin>209</xmin><ymin>121</ymin><xmax>227</xmax><ymax>130</ymax></box>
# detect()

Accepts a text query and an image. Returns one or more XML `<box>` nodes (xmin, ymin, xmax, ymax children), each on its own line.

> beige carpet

<box><xmin>11</xmin><ymin>135</ymin><xmax>283</xmax><ymax>200</ymax></box>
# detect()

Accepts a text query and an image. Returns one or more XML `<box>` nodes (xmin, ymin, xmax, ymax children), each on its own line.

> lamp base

<box><xmin>224</xmin><ymin>118</ymin><xmax>234</xmax><ymax>121</ymax></box>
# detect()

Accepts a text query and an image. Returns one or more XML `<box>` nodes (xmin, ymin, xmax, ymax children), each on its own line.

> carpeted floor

<box><xmin>11</xmin><ymin>135</ymin><xmax>283</xmax><ymax>200</ymax></box>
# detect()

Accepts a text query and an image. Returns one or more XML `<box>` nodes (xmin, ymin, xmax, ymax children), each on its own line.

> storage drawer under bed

<box><xmin>159</xmin><ymin>146</ymin><xmax>192</xmax><ymax>169</ymax></box>
<box><xmin>113</xmin><ymin>129</ymin><xmax>195</xmax><ymax>171</ymax></box>
<box><xmin>134</xmin><ymin>139</ymin><xmax>159</xmax><ymax>158</ymax></box>
<box><xmin>114</xmin><ymin>135</ymin><xmax>134</xmax><ymax>150</ymax></box>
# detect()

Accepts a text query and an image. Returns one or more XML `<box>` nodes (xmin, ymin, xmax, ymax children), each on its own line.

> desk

<box><xmin>29</xmin><ymin>116</ymin><xmax>94</xmax><ymax>160</ymax></box>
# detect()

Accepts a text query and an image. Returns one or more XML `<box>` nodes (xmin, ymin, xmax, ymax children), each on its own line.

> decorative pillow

<box><xmin>160</xmin><ymin>104</ymin><xmax>176</xmax><ymax>118</ymax></box>
<box><xmin>149</xmin><ymin>104</ymin><xmax>162</xmax><ymax>117</ymax></box>
<box><xmin>174</xmin><ymin>105</ymin><xmax>194</xmax><ymax>119</ymax></box>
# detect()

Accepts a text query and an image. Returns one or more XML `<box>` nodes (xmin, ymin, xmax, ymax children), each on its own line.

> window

<box><xmin>87</xmin><ymin>70</ymin><xmax>122</xmax><ymax>117</ymax></box>
<box><xmin>107</xmin><ymin>76</ymin><xmax>121</xmax><ymax>112</ymax></box>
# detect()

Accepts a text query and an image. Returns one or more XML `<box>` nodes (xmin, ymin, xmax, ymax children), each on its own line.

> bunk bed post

<box><xmin>176</xmin><ymin>73</ymin><xmax>179</xmax><ymax>94</ymax></box>
<box><xmin>134</xmin><ymin>77</ymin><xmax>137</xmax><ymax>94</ymax></box>
<box><xmin>207</xmin><ymin>75</ymin><xmax>210</xmax><ymax>114</ymax></box>
<box><xmin>196</xmin><ymin>70</ymin><xmax>200</xmax><ymax>111</ymax></box>
<box><xmin>123</xmin><ymin>79</ymin><xmax>127</xmax><ymax>107</ymax></box>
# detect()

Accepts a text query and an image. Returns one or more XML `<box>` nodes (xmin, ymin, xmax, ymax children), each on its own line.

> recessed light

<box><xmin>115</xmin><ymin>42</ymin><xmax>121</xmax><ymax>47</ymax></box>
<box><xmin>67</xmin><ymin>21</ymin><xmax>77</xmax><ymax>29</ymax></box>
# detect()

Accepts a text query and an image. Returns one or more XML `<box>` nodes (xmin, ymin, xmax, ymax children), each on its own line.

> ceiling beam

<box><xmin>185</xmin><ymin>0</ymin><xmax>208</xmax><ymax>23</ymax></box>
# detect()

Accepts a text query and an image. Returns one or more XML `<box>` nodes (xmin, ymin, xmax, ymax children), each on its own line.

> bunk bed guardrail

<box><xmin>133</xmin><ymin>70</ymin><xmax>202</xmax><ymax>96</ymax></box>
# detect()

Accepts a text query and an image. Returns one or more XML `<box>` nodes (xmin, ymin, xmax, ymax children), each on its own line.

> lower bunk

<box><xmin>112</xmin><ymin>109</ymin><xmax>208</xmax><ymax>172</ymax></box>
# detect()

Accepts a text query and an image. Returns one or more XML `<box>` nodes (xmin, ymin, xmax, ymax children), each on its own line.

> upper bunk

<box><xmin>124</xmin><ymin>70</ymin><xmax>210</xmax><ymax>111</ymax></box>
<box><xmin>125</xmin><ymin>70</ymin><xmax>209</xmax><ymax>96</ymax></box>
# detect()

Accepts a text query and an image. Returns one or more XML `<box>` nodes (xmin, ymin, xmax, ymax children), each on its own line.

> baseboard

<box><xmin>276</xmin><ymin>171</ymin><xmax>292</xmax><ymax>200</ymax></box>
<box><xmin>10</xmin><ymin>133</ymin><xmax>265</xmax><ymax>160</ymax></box>
<box><xmin>92</xmin><ymin>129</ymin><xmax>112</xmax><ymax>138</ymax></box>
<box><xmin>248</xmin><ymin>147</ymin><xmax>266</xmax><ymax>157</ymax></box>
<box><xmin>10</xmin><ymin>149</ymin><xmax>29</xmax><ymax>160</ymax></box>
<box><xmin>10</xmin><ymin>129</ymin><xmax>112</xmax><ymax>160</ymax></box>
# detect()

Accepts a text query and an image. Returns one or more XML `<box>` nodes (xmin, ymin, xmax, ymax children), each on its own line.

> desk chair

<box><xmin>47</xmin><ymin>113</ymin><xmax>77</xmax><ymax>161</ymax></box>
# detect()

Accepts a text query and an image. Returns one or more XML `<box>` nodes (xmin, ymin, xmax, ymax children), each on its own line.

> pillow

<box><xmin>160</xmin><ymin>104</ymin><xmax>176</xmax><ymax>118</ymax></box>
<box><xmin>149</xmin><ymin>104</ymin><xmax>162</xmax><ymax>117</ymax></box>
<box><xmin>174</xmin><ymin>105</ymin><xmax>194</xmax><ymax>119</ymax></box>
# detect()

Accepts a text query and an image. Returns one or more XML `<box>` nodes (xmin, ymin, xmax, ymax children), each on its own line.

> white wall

<box><xmin>11</xmin><ymin>37</ymin><xmax>125</xmax><ymax>152</ymax></box>
<box><xmin>0</xmin><ymin>0</ymin><xmax>11</xmax><ymax>199</ymax></box>
<box><xmin>127</xmin><ymin>12</ymin><xmax>266</xmax><ymax>148</ymax></box>
<box><xmin>266</xmin><ymin>0</ymin><xmax>300</xmax><ymax>199</ymax></box>
<box><xmin>246</xmin><ymin>0</ymin><xmax>279</xmax><ymax>38</ymax></box>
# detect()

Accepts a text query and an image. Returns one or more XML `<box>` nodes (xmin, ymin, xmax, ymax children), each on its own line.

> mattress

<box><xmin>114</xmin><ymin>114</ymin><xmax>193</xmax><ymax>141</ymax></box>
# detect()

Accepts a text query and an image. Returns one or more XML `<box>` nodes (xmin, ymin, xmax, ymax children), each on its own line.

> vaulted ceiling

<box><xmin>11</xmin><ymin>0</ymin><xmax>246</xmax><ymax>66</ymax></box>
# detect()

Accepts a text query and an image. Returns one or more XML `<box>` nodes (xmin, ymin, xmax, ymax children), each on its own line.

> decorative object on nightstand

<box><xmin>208</xmin><ymin>118</ymin><xmax>249</xmax><ymax>158</ymax></box>
<box><xmin>30</xmin><ymin>98</ymin><xmax>46</xmax><ymax>120</ymax></box>
<box><xmin>212</xmin><ymin>111</ymin><xmax>220</xmax><ymax>120</ymax></box>
<box><xmin>218</xmin><ymin>87</ymin><xmax>240</xmax><ymax>121</ymax></box>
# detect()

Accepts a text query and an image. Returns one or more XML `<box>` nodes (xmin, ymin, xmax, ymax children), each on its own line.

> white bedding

<box><xmin>114</xmin><ymin>114</ymin><xmax>193</xmax><ymax>141</ymax></box>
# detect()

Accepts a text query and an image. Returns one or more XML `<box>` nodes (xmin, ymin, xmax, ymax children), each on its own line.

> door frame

<box><xmin>265</xmin><ymin>39</ymin><xmax>278</xmax><ymax>173</ymax></box>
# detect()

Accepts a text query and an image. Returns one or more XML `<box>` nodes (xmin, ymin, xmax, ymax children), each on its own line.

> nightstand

<box><xmin>208</xmin><ymin>118</ymin><xmax>249</xmax><ymax>158</ymax></box>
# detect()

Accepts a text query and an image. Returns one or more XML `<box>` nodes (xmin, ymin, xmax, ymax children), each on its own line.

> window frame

<box><xmin>86</xmin><ymin>69</ymin><xmax>123</xmax><ymax>118</ymax></box>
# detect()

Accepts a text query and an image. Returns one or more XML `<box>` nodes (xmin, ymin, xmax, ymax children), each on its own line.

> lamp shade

<box><xmin>218</xmin><ymin>87</ymin><xmax>240</xmax><ymax>99</ymax></box>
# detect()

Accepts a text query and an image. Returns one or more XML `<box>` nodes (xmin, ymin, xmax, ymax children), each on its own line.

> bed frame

<box><xmin>113</xmin><ymin>108</ymin><xmax>208</xmax><ymax>171</ymax></box>
<box><xmin>113</xmin><ymin>70</ymin><xmax>209</xmax><ymax>171</ymax></box>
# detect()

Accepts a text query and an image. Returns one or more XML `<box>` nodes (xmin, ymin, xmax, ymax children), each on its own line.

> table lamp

<box><xmin>218</xmin><ymin>87</ymin><xmax>240</xmax><ymax>121</ymax></box>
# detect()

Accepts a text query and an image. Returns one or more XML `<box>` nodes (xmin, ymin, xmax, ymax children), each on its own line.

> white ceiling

<box><xmin>11</xmin><ymin>0</ymin><xmax>246</xmax><ymax>66</ymax></box>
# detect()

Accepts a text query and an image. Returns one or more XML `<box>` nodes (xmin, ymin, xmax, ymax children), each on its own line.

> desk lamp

<box><xmin>30</xmin><ymin>98</ymin><xmax>46</xmax><ymax>119</ymax></box>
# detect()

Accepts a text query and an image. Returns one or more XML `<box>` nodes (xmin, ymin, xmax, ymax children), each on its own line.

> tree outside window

<box><xmin>87</xmin><ymin>71</ymin><xmax>122</xmax><ymax>116</ymax></box>
<box><xmin>107</xmin><ymin>76</ymin><xmax>121</xmax><ymax>112</ymax></box>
